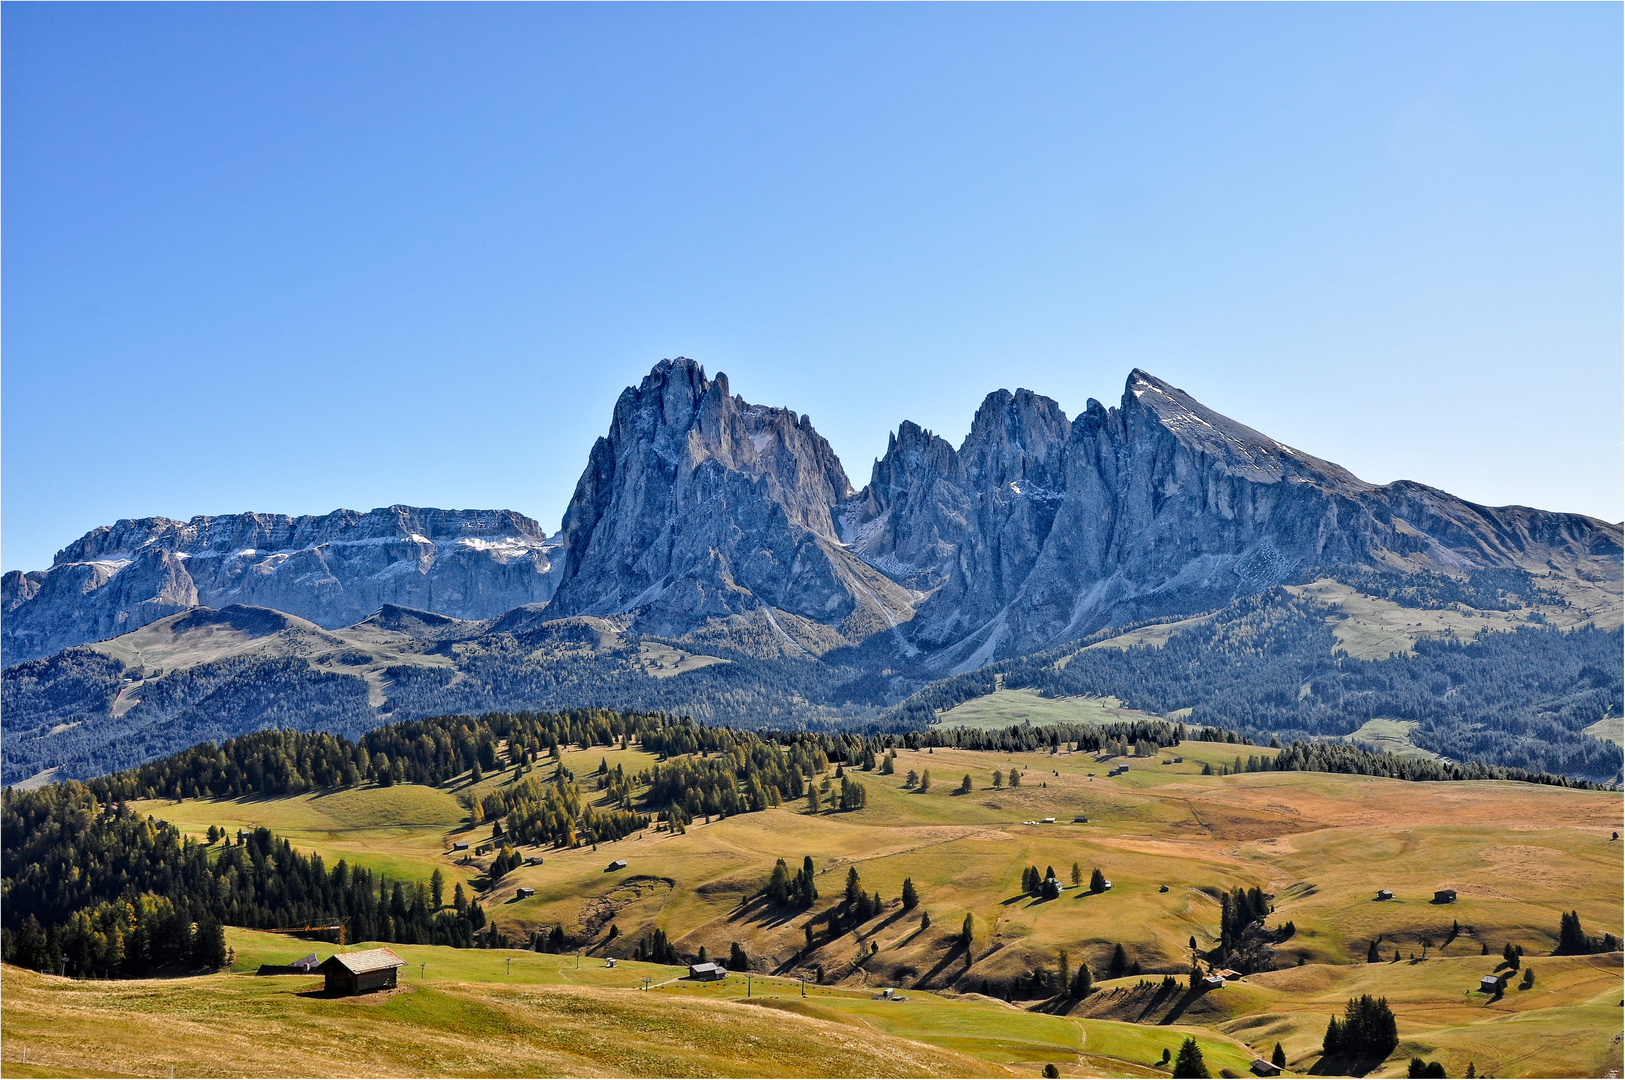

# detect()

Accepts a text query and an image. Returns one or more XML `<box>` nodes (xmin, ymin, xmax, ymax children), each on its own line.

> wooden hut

<box><xmin>1434</xmin><ymin>889</ymin><xmax>1457</xmax><ymax>904</ymax></box>
<box><xmin>687</xmin><ymin>962</ymin><xmax>727</xmax><ymax>981</ymax></box>
<box><xmin>318</xmin><ymin>948</ymin><xmax>406</xmax><ymax>996</ymax></box>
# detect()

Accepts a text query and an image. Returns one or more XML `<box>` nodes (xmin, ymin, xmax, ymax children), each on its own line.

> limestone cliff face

<box><xmin>2</xmin><ymin>506</ymin><xmax>558</xmax><ymax>666</ymax></box>
<box><xmin>843</xmin><ymin>389</ymin><xmax>1072</xmax><ymax>650</ymax></box>
<box><xmin>546</xmin><ymin>358</ymin><xmax>917</xmax><ymax>655</ymax></box>
<box><xmin>8</xmin><ymin>363</ymin><xmax>1619</xmax><ymax>673</ymax></box>
<box><xmin>845</xmin><ymin>370</ymin><xmax>1622</xmax><ymax>669</ymax></box>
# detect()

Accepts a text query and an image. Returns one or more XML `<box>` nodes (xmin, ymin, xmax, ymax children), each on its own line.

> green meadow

<box><xmin>22</xmin><ymin>731</ymin><xmax>1620</xmax><ymax>1078</ymax></box>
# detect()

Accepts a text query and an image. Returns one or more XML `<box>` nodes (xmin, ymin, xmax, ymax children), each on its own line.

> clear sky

<box><xmin>4</xmin><ymin>4</ymin><xmax>1620</xmax><ymax>573</ymax></box>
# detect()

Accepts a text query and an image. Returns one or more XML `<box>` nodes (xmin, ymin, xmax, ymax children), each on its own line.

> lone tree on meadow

<box><xmin>960</xmin><ymin>913</ymin><xmax>974</xmax><ymax>949</ymax></box>
<box><xmin>1089</xmin><ymin>868</ymin><xmax>1107</xmax><ymax>894</ymax></box>
<box><xmin>901</xmin><ymin>877</ymin><xmax>919</xmax><ymax>911</ymax></box>
<box><xmin>1071</xmin><ymin>862</ymin><xmax>1082</xmax><ymax>887</ymax></box>
<box><xmin>958</xmin><ymin>774</ymin><xmax>973</xmax><ymax>795</ymax></box>
<box><xmin>919</xmin><ymin>770</ymin><xmax>932</xmax><ymax>793</ymax></box>
<box><xmin>1172</xmin><ymin>1037</ymin><xmax>1210</xmax><ymax>1078</ymax></box>
<box><xmin>1272</xmin><ymin>1043</ymin><xmax>1286</xmax><ymax>1068</ymax></box>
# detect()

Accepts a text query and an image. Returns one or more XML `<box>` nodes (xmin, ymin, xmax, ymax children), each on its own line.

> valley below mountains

<box><xmin>4</xmin><ymin>360</ymin><xmax>1621</xmax><ymax>787</ymax></box>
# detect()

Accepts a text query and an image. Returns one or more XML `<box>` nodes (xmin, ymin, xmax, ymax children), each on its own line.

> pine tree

<box><xmin>992</xmin><ymin>769</ymin><xmax>1003</xmax><ymax>789</ymax></box>
<box><xmin>1368</xmin><ymin>939</ymin><xmax>1380</xmax><ymax>963</ymax></box>
<box><xmin>1109</xmin><ymin>943</ymin><xmax>1128</xmax><ymax>978</ymax></box>
<box><xmin>1271</xmin><ymin>1043</ymin><xmax>1286</xmax><ymax>1068</ymax></box>
<box><xmin>901</xmin><ymin>878</ymin><xmax>919</xmax><ymax>911</ymax></box>
<box><xmin>1072</xmin><ymin>961</ymin><xmax>1093</xmax><ymax>997</ymax></box>
<box><xmin>1071</xmin><ymin>862</ymin><xmax>1082</xmax><ymax>887</ymax></box>
<box><xmin>958</xmin><ymin>774</ymin><xmax>972</xmax><ymax>794</ymax></box>
<box><xmin>430</xmin><ymin>869</ymin><xmax>445</xmax><ymax>910</ymax></box>
<box><xmin>1057</xmin><ymin>948</ymin><xmax>1070</xmax><ymax>993</ymax></box>
<box><xmin>1172</xmin><ymin>1037</ymin><xmax>1210</xmax><ymax>1078</ymax></box>
<box><xmin>846</xmin><ymin>866</ymin><xmax>861</xmax><ymax>905</ymax></box>
<box><xmin>960</xmin><ymin>913</ymin><xmax>974</xmax><ymax>948</ymax></box>
<box><xmin>919</xmin><ymin>770</ymin><xmax>932</xmax><ymax>793</ymax></box>
<box><xmin>1089</xmin><ymin>867</ymin><xmax>1107</xmax><ymax>894</ymax></box>
<box><xmin>769</xmin><ymin>859</ymin><xmax>791</xmax><ymax>905</ymax></box>
<box><xmin>728</xmin><ymin>941</ymin><xmax>749</xmax><ymax>972</ymax></box>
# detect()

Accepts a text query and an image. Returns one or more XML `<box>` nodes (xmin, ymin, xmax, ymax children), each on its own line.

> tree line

<box><xmin>0</xmin><ymin>783</ymin><xmax>488</xmax><ymax>977</ymax></box>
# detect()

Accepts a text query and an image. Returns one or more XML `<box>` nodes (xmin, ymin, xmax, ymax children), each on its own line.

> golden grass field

<box><xmin>8</xmin><ymin>731</ymin><xmax>1620</xmax><ymax>1078</ymax></box>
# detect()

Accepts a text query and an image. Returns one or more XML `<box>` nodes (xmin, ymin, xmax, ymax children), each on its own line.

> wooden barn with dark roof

<box><xmin>318</xmin><ymin>948</ymin><xmax>407</xmax><ymax>995</ymax></box>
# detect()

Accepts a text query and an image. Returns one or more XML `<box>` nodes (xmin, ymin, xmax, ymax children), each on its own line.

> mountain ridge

<box><xmin>2</xmin><ymin>505</ymin><xmax>560</xmax><ymax>666</ymax></box>
<box><xmin>6</xmin><ymin>362</ymin><xmax>1619</xmax><ymax>674</ymax></box>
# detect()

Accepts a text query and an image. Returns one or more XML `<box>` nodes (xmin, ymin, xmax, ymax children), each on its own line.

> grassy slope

<box><xmin>1341</xmin><ymin>719</ymin><xmax>1442</xmax><ymax>763</ymax></box>
<box><xmin>936</xmin><ymin>688</ymin><xmax>1165</xmax><ymax>730</ymax></box>
<box><xmin>0</xmin><ymin>956</ymin><xmax>999</xmax><ymax>1079</ymax></box>
<box><xmin>113</xmin><ymin>738</ymin><xmax>1624</xmax><ymax>1078</ymax></box>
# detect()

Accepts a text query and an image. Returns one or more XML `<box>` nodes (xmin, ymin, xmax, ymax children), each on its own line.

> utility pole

<box><xmin>800</xmin><ymin>976</ymin><xmax>806</xmax><ymax>998</ymax></box>
<box><xmin>420</xmin><ymin>962</ymin><xmax>426</xmax><ymax>980</ymax></box>
<box><xmin>506</xmin><ymin>957</ymin><xmax>513</xmax><ymax>975</ymax></box>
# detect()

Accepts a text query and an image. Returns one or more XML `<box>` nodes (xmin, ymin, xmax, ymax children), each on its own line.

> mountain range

<box><xmin>4</xmin><ymin>359</ymin><xmax>1621</xmax><ymax>786</ymax></box>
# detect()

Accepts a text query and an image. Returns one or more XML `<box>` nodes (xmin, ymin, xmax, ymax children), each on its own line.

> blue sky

<box><xmin>4</xmin><ymin>4</ymin><xmax>1620</xmax><ymax>572</ymax></box>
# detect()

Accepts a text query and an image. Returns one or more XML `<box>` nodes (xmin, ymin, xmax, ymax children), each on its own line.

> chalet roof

<box><xmin>323</xmin><ymin>948</ymin><xmax>407</xmax><ymax>975</ymax></box>
<box><xmin>689</xmin><ymin>962</ymin><xmax>726</xmax><ymax>974</ymax></box>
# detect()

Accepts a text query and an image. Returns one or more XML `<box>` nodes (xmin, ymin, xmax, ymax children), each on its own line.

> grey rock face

<box><xmin>2</xmin><ymin>506</ymin><xmax>558</xmax><ymax>666</ymax></box>
<box><xmin>547</xmin><ymin>358</ymin><xmax>917</xmax><ymax>655</ymax></box>
<box><xmin>843</xmin><ymin>388</ymin><xmax>1073</xmax><ymax>650</ymax></box>
<box><xmin>861</xmin><ymin>370</ymin><xmax>1621</xmax><ymax>669</ymax></box>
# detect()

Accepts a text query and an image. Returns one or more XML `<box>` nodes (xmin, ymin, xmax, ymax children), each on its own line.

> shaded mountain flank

<box><xmin>3</xmin><ymin>359</ymin><xmax>1620</xmax><ymax>785</ymax></box>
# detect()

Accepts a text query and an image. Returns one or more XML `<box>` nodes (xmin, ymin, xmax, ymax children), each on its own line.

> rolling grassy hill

<box><xmin>97</xmin><ymin>730</ymin><xmax>1625</xmax><ymax>1078</ymax></box>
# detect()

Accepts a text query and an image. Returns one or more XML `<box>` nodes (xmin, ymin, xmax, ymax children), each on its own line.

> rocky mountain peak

<box><xmin>547</xmin><ymin>359</ymin><xmax>911</xmax><ymax>654</ymax></box>
<box><xmin>2</xmin><ymin>506</ymin><xmax>559</xmax><ymax>666</ymax></box>
<box><xmin>962</xmin><ymin>388</ymin><xmax>1071</xmax><ymax>492</ymax></box>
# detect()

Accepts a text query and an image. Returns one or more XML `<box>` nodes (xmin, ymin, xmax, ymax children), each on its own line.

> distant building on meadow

<box><xmin>1250</xmin><ymin>1058</ymin><xmax>1282</xmax><ymax>1076</ymax></box>
<box><xmin>256</xmin><ymin>952</ymin><xmax>321</xmax><ymax>976</ymax></box>
<box><xmin>451</xmin><ymin>841</ymin><xmax>469</xmax><ymax>851</ymax></box>
<box><xmin>1376</xmin><ymin>889</ymin><xmax>1393</xmax><ymax>901</ymax></box>
<box><xmin>688</xmin><ymin>962</ymin><xmax>727</xmax><ymax>981</ymax></box>
<box><xmin>1434</xmin><ymin>889</ymin><xmax>1457</xmax><ymax>904</ymax></box>
<box><xmin>319</xmin><ymin>948</ymin><xmax>406</xmax><ymax>996</ymax></box>
<box><xmin>1480</xmin><ymin>974</ymin><xmax>1503</xmax><ymax>992</ymax></box>
<box><xmin>606</xmin><ymin>859</ymin><xmax>627</xmax><ymax>872</ymax></box>
<box><xmin>515</xmin><ymin>886</ymin><xmax>535</xmax><ymax>899</ymax></box>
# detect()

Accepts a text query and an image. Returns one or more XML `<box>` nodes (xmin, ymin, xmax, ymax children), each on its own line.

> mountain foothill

<box><xmin>4</xmin><ymin>359</ymin><xmax>1620</xmax><ymax>786</ymax></box>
